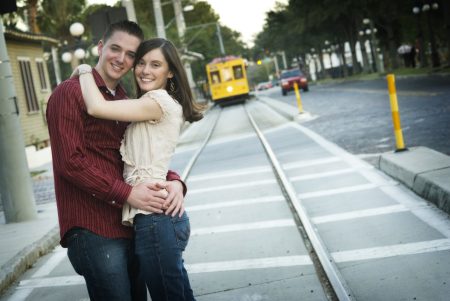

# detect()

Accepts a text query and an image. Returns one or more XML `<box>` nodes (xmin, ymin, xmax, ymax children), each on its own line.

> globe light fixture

<box><xmin>70</xmin><ymin>23</ymin><xmax>85</xmax><ymax>37</ymax></box>
<box><xmin>62</xmin><ymin>52</ymin><xmax>72</xmax><ymax>63</ymax></box>
<box><xmin>91</xmin><ymin>46</ymin><xmax>99</xmax><ymax>57</ymax></box>
<box><xmin>422</xmin><ymin>4</ymin><xmax>430</xmax><ymax>11</ymax></box>
<box><xmin>363</xmin><ymin>18</ymin><xmax>370</xmax><ymax>24</ymax></box>
<box><xmin>373</xmin><ymin>28</ymin><xmax>378</xmax><ymax>33</ymax></box>
<box><xmin>311</xmin><ymin>48</ymin><xmax>315</xmax><ymax>52</ymax></box>
<box><xmin>74</xmin><ymin>48</ymin><xmax>86</xmax><ymax>59</ymax></box>
<box><xmin>432</xmin><ymin>3</ymin><xmax>439</xmax><ymax>10</ymax></box>
<box><xmin>359</xmin><ymin>31</ymin><xmax>364</xmax><ymax>36</ymax></box>
<box><xmin>324</xmin><ymin>40</ymin><xmax>329</xmax><ymax>45</ymax></box>
<box><xmin>365</xmin><ymin>29</ymin><xmax>371</xmax><ymax>35</ymax></box>
<box><xmin>413</xmin><ymin>7</ymin><xmax>420</xmax><ymax>14</ymax></box>
<box><xmin>85</xmin><ymin>51</ymin><xmax>90</xmax><ymax>59</ymax></box>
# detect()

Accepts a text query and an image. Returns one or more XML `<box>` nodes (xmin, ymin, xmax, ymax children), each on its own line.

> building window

<box><xmin>18</xmin><ymin>58</ymin><xmax>39</xmax><ymax>113</ymax></box>
<box><xmin>36</xmin><ymin>58</ymin><xmax>48</xmax><ymax>91</ymax></box>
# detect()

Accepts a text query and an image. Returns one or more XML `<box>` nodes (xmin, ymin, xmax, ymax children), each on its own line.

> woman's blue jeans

<box><xmin>133</xmin><ymin>212</ymin><xmax>195</xmax><ymax>301</ymax></box>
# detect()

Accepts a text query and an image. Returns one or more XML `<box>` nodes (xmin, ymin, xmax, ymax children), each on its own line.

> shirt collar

<box><xmin>92</xmin><ymin>68</ymin><xmax>128</xmax><ymax>99</ymax></box>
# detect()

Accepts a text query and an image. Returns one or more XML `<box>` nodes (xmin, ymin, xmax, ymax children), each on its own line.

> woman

<box><xmin>71</xmin><ymin>38</ymin><xmax>205</xmax><ymax>301</ymax></box>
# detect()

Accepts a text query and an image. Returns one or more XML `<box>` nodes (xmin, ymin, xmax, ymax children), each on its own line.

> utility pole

<box><xmin>173</xmin><ymin>0</ymin><xmax>186</xmax><ymax>42</ymax></box>
<box><xmin>281</xmin><ymin>51</ymin><xmax>287</xmax><ymax>69</ymax></box>
<box><xmin>367</xmin><ymin>20</ymin><xmax>384</xmax><ymax>73</ymax></box>
<box><xmin>273</xmin><ymin>55</ymin><xmax>280</xmax><ymax>78</ymax></box>
<box><xmin>215</xmin><ymin>23</ymin><xmax>225</xmax><ymax>56</ymax></box>
<box><xmin>0</xmin><ymin>16</ymin><xmax>38</xmax><ymax>223</ymax></box>
<box><xmin>121</xmin><ymin>0</ymin><xmax>137</xmax><ymax>23</ymax></box>
<box><xmin>153</xmin><ymin>0</ymin><xmax>166</xmax><ymax>39</ymax></box>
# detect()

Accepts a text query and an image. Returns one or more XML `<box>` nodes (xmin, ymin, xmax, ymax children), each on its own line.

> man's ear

<box><xmin>97</xmin><ymin>40</ymin><xmax>104</xmax><ymax>56</ymax></box>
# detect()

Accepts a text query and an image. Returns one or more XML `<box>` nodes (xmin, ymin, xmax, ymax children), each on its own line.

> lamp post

<box><xmin>413</xmin><ymin>2</ymin><xmax>428</xmax><ymax>67</ymax></box>
<box><xmin>62</xmin><ymin>23</ymin><xmax>86</xmax><ymax>69</ymax></box>
<box><xmin>310</xmin><ymin>48</ymin><xmax>319</xmax><ymax>80</ymax></box>
<box><xmin>363</xmin><ymin>18</ymin><xmax>383</xmax><ymax>73</ymax></box>
<box><xmin>420</xmin><ymin>1</ymin><xmax>440</xmax><ymax>67</ymax></box>
<box><xmin>324</xmin><ymin>40</ymin><xmax>333</xmax><ymax>68</ymax></box>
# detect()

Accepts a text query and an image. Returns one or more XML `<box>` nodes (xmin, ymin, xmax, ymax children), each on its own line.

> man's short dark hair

<box><xmin>102</xmin><ymin>20</ymin><xmax>144</xmax><ymax>43</ymax></box>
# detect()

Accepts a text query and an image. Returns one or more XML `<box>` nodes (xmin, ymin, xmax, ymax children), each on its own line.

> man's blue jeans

<box><xmin>133</xmin><ymin>212</ymin><xmax>195</xmax><ymax>301</ymax></box>
<box><xmin>65</xmin><ymin>227</ymin><xmax>147</xmax><ymax>301</ymax></box>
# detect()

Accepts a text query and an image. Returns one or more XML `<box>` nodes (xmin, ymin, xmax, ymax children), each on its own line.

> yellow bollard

<box><xmin>387</xmin><ymin>74</ymin><xmax>407</xmax><ymax>152</ymax></box>
<box><xmin>294</xmin><ymin>83</ymin><xmax>303</xmax><ymax>114</ymax></box>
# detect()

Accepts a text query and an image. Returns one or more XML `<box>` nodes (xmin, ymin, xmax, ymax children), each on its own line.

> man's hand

<box><xmin>126</xmin><ymin>183</ymin><xmax>168</xmax><ymax>214</ymax></box>
<box><xmin>157</xmin><ymin>180</ymin><xmax>185</xmax><ymax>217</ymax></box>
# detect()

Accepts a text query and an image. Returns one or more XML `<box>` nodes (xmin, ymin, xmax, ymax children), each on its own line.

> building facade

<box><xmin>4</xmin><ymin>27</ymin><xmax>59</xmax><ymax>149</ymax></box>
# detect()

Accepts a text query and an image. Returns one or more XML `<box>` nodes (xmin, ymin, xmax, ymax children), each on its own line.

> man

<box><xmin>46</xmin><ymin>20</ymin><xmax>186</xmax><ymax>301</ymax></box>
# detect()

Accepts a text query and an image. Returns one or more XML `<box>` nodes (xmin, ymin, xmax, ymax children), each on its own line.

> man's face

<box><xmin>96</xmin><ymin>30</ymin><xmax>141</xmax><ymax>88</ymax></box>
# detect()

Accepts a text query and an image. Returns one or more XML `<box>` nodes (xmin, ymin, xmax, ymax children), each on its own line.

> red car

<box><xmin>280</xmin><ymin>68</ymin><xmax>308</xmax><ymax>95</ymax></box>
<box><xmin>257</xmin><ymin>82</ymin><xmax>273</xmax><ymax>90</ymax></box>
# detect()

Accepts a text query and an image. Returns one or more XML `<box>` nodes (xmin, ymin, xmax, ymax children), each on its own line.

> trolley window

<box><xmin>233</xmin><ymin>65</ymin><xmax>244</xmax><ymax>79</ymax></box>
<box><xmin>222</xmin><ymin>67</ymin><xmax>232</xmax><ymax>82</ymax></box>
<box><xmin>210</xmin><ymin>71</ymin><xmax>221</xmax><ymax>84</ymax></box>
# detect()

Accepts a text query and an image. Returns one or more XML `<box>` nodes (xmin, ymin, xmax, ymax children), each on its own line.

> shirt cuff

<box><xmin>105</xmin><ymin>179</ymin><xmax>132</xmax><ymax>208</ymax></box>
<box><xmin>167</xmin><ymin>175</ymin><xmax>187</xmax><ymax>197</ymax></box>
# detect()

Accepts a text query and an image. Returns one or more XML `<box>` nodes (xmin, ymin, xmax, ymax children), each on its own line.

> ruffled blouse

<box><xmin>121</xmin><ymin>89</ymin><xmax>184</xmax><ymax>226</ymax></box>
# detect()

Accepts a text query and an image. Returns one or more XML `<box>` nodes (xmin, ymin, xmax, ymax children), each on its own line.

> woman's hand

<box><xmin>70</xmin><ymin>64</ymin><xmax>93</xmax><ymax>78</ymax></box>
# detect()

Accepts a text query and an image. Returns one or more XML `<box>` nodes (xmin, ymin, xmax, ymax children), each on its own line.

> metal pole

<box><xmin>293</xmin><ymin>83</ymin><xmax>303</xmax><ymax>114</ymax></box>
<box><xmin>281</xmin><ymin>51</ymin><xmax>287</xmax><ymax>69</ymax></box>
<box><xmin>273</xmin><ymin>55</ymin><xmax>279</xmax><ymax>78</ymax></box>
<box><xmin>0</xmin><ymin>16</ymin><xmax>38</xmax><ymax>223</ymax></box>
<box><xmin>153</xmin><ymin>0</ymin><xmax>166</xmax><ymax>39</ymax></box>
<box><xmin>387</xmin><ymin>74</ymin><xmax>407</xmax><ymax>152</ymax></box>
<box><xmin>414</xmin><ymin>7</ymin><xmax>428</xmax><ymax>67</ymax></box>
<box><xmin>121</xmin><ymin>0</ymin><xmax>137</xmax><ymax>23</ymax></box>
<box><xmin>51</xmin><ymin>46</ymin><xmax>61</xmax><ymax>85</ymax></box>
<box><xmin>215</xmin><ymin>22</ymin><xmax>225</xmax><ymax>56</ymax></box>
<box><xmin>443</xmin><ymin>0</ymin><xmax>450</xmax><ymax>66</ymax></box>
<box><xmin>173</xmin><ymin>0</ymin><xmax>186</xmax><ymax>42</ymax></box>
<box><xmin>369</xmin><ymin>20</ymin><xmax>383</xmax><ymax>73</ymax></box>
<box><xmin>424</xmin><ymin>8</ymin><xmax>440</xmax><ymax>67</ymax></box>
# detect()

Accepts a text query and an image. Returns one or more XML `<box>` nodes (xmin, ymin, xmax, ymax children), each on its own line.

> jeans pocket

<box><xmin>173</xmin><ymin>217</ymin><xmax>190</xmax><ymax>250</ymax></box>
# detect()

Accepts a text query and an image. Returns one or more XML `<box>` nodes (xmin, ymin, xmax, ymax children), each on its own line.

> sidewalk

<box><xmin>260</xmin><ymin>96</ymin><xmax>450</xmax><ymax>215</ymax></box>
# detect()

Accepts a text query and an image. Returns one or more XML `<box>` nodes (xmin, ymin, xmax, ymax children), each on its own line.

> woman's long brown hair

<box><xmin>132</xmin><ymin>38</ymin><xmax>207</xmax><ymax>123</ymax></box>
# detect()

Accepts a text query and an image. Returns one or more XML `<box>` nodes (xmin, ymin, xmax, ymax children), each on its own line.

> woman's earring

<box><xmin>170</xmin><ymin>78</ymin><xmax>175</xmax><ymax>91</ymax></box>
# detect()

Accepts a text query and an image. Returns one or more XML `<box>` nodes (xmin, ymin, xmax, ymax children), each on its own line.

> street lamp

<box><xmin>361</xmin><ymin>18</ymin><xmax>383</xmax><ymax>73</ymax></box>
<box><xmin>62</xmin><ymin>22</ymin><xmax>86</xmax><ymax>65</ymax></box>
<box><xmin>413</xmin><ymin>1</ymin><xmax>428</xmax><ymax>67</ymax></box>
<box><xmin>418</xmin><ymin>1</ymin><xmax>440</xmax><ymax>67</ymax></box>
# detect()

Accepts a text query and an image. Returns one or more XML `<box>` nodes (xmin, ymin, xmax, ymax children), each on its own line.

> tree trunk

<box><xmin>348</xmin><ymin>29</ymin><xmax>360</xmax><ymax>75</ymax></box>
<box><xmin>386</xmin><ymin>18</ymin><xmax>399</xmax><ymax>69</ymax></box>
<box><xmin>27</xmin><ymin>0</ymin><xmax>41</xmax><ymax>34</ymax></box>
<box><xmin>357</xmin><ymin>34</ymin><xmax>372</xmax><ymax>74</ymax></box>
<box><xmin>318</xmin><ymin>46</ymin><xmax>326</xmax><ymax>79</ymax></box>
<box><xmin>337</xmin><ymin>37</ymin><xmax>348</xmax><ymax>77</ymax></box>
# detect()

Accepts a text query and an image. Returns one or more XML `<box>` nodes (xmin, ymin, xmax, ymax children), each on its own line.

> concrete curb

<box><xmin>379</xmin><ymin>146</ymin><xmax>450</xmax><ymax>215</ymax></box>
<box><xmin>0</xmin><ymin>225</ymin><xmax>60</xmax><ymax>293</ymax></box>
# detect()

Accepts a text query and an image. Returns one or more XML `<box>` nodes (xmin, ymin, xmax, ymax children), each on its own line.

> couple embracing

<box><xmin>46</xmin><ymin>20</ymin><xmax>206</xmax><ymax>301</ymax></box>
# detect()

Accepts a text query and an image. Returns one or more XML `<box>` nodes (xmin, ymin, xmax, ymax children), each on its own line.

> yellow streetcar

<box><xmin>206</xmin><ymin>56</ymin><xmax>249</xmax><ymax>107</ymax></box>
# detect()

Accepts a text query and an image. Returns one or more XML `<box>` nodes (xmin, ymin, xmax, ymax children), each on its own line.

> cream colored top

<box><xmin>121</xmin><ymin>89</ymin><xmax>184</xmax><ymax>226</ymax></box>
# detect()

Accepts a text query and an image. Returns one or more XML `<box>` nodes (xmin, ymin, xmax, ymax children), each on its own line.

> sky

<box><xmin>88</xmin><ymin>0</ymin><xmax>287</xmax><ymax>46</ymax></box>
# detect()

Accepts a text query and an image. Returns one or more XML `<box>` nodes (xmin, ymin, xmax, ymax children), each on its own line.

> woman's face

<box><xmin>134</xmin><ymin>48</ymin><xmax>173</xmax><ymax>93</ymax></box>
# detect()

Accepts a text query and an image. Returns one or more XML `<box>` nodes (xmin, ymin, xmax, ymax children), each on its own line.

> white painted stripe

<box><xmin>31</xmin><ymin>247</ymin><xmax>66</xmax><ymax>278</ymax></box>
<box><xmin>311</xmin><ymin>205</ymin><xmax>414</xmax><ymax>224</ymax></box>
<box><xmin>186</xmin><ymin>196</ymin><xmax>285</xmax><ymax>211</ymax></box>
<box><xmin>188</xmin><ymin>166</ymin><xmax>272</xmax><ymax>182</ymax></box>
<box><xmin>298</xmin><ymin>183</ymin><xmax>378</xmax><ymax>199</ymax></box>
<box><xmin>188</xmin><ymin>179</ymin><xmax>277</xmax><ymax>194</ymax></box>
<box><xmin>18</xmin><ymin>276</ymin><xmax>85</xmax><ymax>289</ymax></box>
<box><xmin>7</xmin><ymin>289</ymin><xmax>34</xmax><ymax>301</ymax></box>
<box><xmin>332</xmin><ymin>239</ymin><xmax>450</xmax><ymax>263</ymax></box>
<box><xmin>192</xmin><ymin>219</ymin><xmax>295</xmax><ymax>236</ymax></box>
<box><xmin>185</xmin><ymin>256</ymin><xmax>313</xmax><ymax>274</ymax></box>
<box><xmin>282</xmin><ymin>157</ymin><xmax>343</xmax><ymax>170</ymax></box>
<box><xmin>208</xmin><ymin>132</ymin><xmax>258</xmax><ymax>146</ymax></box>
<box><xmin>290</xmin><ymin>169</ymin><xmax>355</xmax><ymax>182</ymax></box>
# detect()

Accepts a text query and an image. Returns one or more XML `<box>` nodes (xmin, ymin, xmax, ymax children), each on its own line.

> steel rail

<box><xmin>180</xmin><ymin>108</ymin><xmax>222</xmax><ymax>182</ymax></box>
<box><xmin>243</xmin><ymin>105</ymin><xmax>355</xmax><ymax>301</ymax></box>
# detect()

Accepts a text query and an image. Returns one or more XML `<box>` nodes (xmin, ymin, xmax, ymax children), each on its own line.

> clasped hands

<box><xmin>127</xmin><ymin>181</ymin><xmax>185</xmax><ymax>218</ymax></box>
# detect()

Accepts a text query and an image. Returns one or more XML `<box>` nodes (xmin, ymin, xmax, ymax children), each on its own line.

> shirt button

<box><xmin>116</xmin><ymin>121</ymin><xmax>119</xmax><ymax>124</ymax></box>
<box><xmin>106</xmin><ymin>91</ymin><xmax>109</xmax><ymax>94</ymax></box>
<box><xmin>112</xmin><ymin>201</ymin><xmax>116</xmax><ymax>204</ymax></box>
<box><xmin>93</xmin><ymin>194</ymin><xmax>95</xmax><ymax>197</ymax></box>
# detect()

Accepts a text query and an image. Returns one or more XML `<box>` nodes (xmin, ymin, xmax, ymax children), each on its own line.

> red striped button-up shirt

<box><xmin>47</xmin><ymin>69</ymin><xmax>184</xmax><ymax>247</ymax></box>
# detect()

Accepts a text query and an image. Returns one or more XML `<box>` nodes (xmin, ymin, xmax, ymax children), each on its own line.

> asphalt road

<box><xmin>263</xmin><ymin>76</ymin><xmax>450</xmax><ymax>165</ymax></box>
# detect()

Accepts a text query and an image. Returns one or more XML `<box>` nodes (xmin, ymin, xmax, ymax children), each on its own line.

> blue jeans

<box><xmin>133</xmin><ymin>212</ymin><xmax>195</xmax><ymax>301</ymax></box>
<box><xmin>65</xmin><ymin>227</ymin><xmax>147</xmax><ymax>301</ymax></box>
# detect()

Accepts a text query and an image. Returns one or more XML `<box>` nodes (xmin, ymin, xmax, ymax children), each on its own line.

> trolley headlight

<box><xmin>227</xmin><ymin>86</ymin><xmax>233</xmax><ymax>92</ymax></box>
